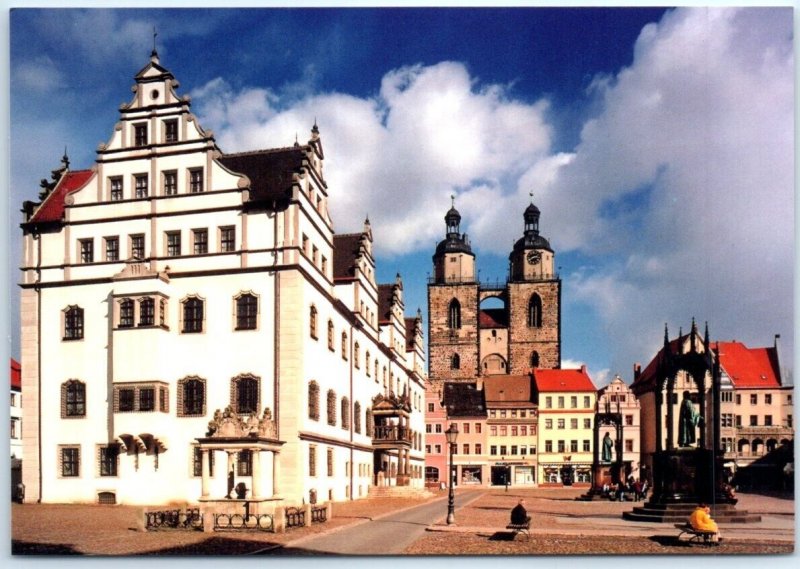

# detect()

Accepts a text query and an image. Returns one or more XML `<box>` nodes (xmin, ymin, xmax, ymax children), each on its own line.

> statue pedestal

<box><xmin>653</xmin><ymin>448</ymin><xmax>717</xmax><ymax>503</ymax></box>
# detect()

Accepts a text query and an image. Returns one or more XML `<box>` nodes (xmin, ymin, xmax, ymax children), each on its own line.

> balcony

<box><xmin>372</xmin><ymin>425</ymin><xmax>412</xmax><ymax>449</ymax></box>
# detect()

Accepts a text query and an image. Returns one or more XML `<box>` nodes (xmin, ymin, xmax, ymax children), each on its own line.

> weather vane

<box><xmin>450</xmin><ymin>194</ymin><xmax>455</xmax><ymax>207</ymax></box>
<box><xmin>152</xmin><ymin>26</ymin><xmax>158</xmax><ymax>54</ymax></box>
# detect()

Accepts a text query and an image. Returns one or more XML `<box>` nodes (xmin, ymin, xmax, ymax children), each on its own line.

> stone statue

<box><xmin>602</xmin><ymin>432</ymin><xmax>614</xmax><ymax>463</ymax></box>
<box><xmin>678</xmin><ymin>391</ymin><xmax>699</xmax><ymax>447</ymax></box>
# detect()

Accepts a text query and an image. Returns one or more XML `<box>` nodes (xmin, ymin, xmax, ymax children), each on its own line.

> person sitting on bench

<box><xmin>689</xmin><ymin>503</ymin><xmax>721</xmax><ymax>543</ymax></box>
<box><xmin>511</xmin><ymin>499</ymin><xmax>531</xmax><ymax>525</ymax></box>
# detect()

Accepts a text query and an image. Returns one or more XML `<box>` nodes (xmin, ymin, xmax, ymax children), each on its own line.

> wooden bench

<box><xmin>674</xmin><ymin>523</ymin><xmax>718</xmax><ymax>545</ymax></box>
<box><xmin>506</xmin><ymin>520</ymin><xmax>531</xmax><ymax>540</ymax></box>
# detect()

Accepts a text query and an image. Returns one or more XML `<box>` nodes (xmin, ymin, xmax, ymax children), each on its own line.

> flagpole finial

<box><xmin>450</xmin><ymin>194</ymin><xmax>455</xmax><ymax>207</ymax></box>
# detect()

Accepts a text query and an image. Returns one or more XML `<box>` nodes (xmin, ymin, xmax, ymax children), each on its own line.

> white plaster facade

<box><xmin>20</xmin><ymin>52</ymin><xmax>426</xmax><ymax>506</ymax></box>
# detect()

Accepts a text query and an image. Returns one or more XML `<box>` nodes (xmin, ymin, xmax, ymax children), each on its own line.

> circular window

<box><xmin>150</xmin><ymin>90</ymin><xmax>159</xmax><ymax>100</ymax></box>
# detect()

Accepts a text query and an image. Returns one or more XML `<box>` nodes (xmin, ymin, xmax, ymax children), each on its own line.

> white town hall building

<box><xmin>19</xmin><ymin>50</ymin><xmax>427</xmax><ymax>506</ymax></box>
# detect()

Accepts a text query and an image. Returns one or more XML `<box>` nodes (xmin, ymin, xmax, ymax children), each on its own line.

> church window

<box><xmin>64</xmin><ymin>306</ymin><xmax>84</xmax><ymax>340</ymax></box>
<box><xmin>448</xmin><ymin>299</ymin><xmax>461</xmax><ymax>329</ymax></box>
<box><xmin>134</xmin><ymin>174</ymin><xmax>148</xmax><ymax>198</ymax></box>
<box><xmin>163</xmin><ymin>171</ymin><xmax>177</xmax><ymax>195</ymax></box>
<box><xmin>527</xmin><ymin>294</ymin><xmax>542</xmax><ymax>328</ymax></box>
<box><xmin>327</xmin><ymin>320</ymin><xmax>335</xmax><ymax>351</ymax></box>
<box><xmin>179</xmin><ymin>377</ymin><xmax>205</xmax><ymax>416</ymax></box>
<box><xmin>235</xmin><ymin>293</ymin><xmax>258</xmax><ymax>330</ymax></box>
<box><xmin>182</xmin><ymin>297</ymin><xmax>204</xmax><ymax>333</ymax></box>
<box><xmin>308</xmin><ymin>381</ymin><xmax>320</xmax><ymax>420</ymax></box>
<box><xmin>341</xmin><ymin>397</ymin><xmax>350</xmax><ymax>430</ymax></box>
<box><xmin>451</xmin><ymin>353</ymin><xmax>460</xmax><ymax>369</ymax></box>
<box><xmin>231</xmin><ymin>375</ymin><xmax>259</xmax><ymax>415</ymax></box>
<box><xmin>62</xmin><ymin>380</ymin><xmax>86</xmax><ymax>418</ymax></box>
<box><xmin>309</xmin><ymin>305</ymin><xmax>318</xmax><ymax>339</ymax></box>
<box><xmin>327</xmin><ymin>390</ymin><xmax>337</xmax><ymax>426</ymax></box>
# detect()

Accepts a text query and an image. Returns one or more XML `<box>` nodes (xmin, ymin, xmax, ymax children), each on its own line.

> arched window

<box><xmin>62</xmin><ymin>380</ymin><xmax>86</xmax><ymax>418</ymax></box>
<box><xmin>309</xmin><ymin>305</ymin><xmax>318</xmax><ymax>339</ymax></box>
<box><xmin>139</xmin><ymin>297</ymin><xmax>155</xmax><ymax>326</ymax></box>
<box><xmin>119</xmin><ymin>298</ymin><xmax>134</xmax><ymax>328</ymax></box>
<box><xmin>327</xmin><ymin>390</ymin><xmax>337</xmax><ymax>426</ymax></box>
<box><xmin>231</xmin><ymin>375</ymin><xmax>259</xmax><ymax>414</ymax></box>
<box><xmin>448</xmin><ymin>299</ymin><xmax>461</xmax><ymax>329</ymax></box>
<box><xmin>179</xmin><ymin>376</ymin><xmax>206</xmax><ymax>416</ymax></box>
<box><xmin>235</xmin><ymin>293</ymin><xmax>258</xmax><ymax>330</ymax></box>
<box><xmin>530</xmin><ymin>351</ymin><xmax>540</xmax><ymax>368</ymax></box>
<box><xmin>341</xmin><ymin>332</ymin><xmax>348</xmax><ymax>360</ymax></box>
<box><xmin>354</xmin><ymin>402</ymin><xmax>362</xmax><ymax>434</ymax></box>
<box><xmin>182</xmin><ymin>297</ymin><xmax>204</xmax><ymax>333</ymax></box>
<box><xmin>308</xmin><ymin>381</ymin><xmax>320</xmax><ymax>421</ymax></box>
<box><xmin>354</xmin><ymin>342</ymin><xmax>360</xmax><ymax>368</ymax></box>
<box><xmin>366</xmin><ymin>409</ymin><xmax>374</xmax><ymax>436</ymax></box>
<box><xmin>341</xmin><ymin>397</ymin><xmax>350</xmax><ymax>430</ymax></box>
<box><xmin>528</xmin><ymin>294</ymin><xmax>542</xmax><ymax>328</ymax></box>
<box><xmin>63</xmin><ymin>306</ymin><xmax>84</xmax><ymax>340</ymax></box>
<box><xmin>451</xmin><ymin>353</ymin><xmax>461</xmax><ymax>370</ymax></box>
<box><xmin>327</xmin><ymin>320</ymin><xmax>335</xmax><ymax>351</ymax></box>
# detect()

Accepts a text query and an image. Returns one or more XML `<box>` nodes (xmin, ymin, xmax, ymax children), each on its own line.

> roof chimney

<box><xmin>580</xmin><ymin>364</ymin><xmax>587</xmax><ymax>374</ymax></box>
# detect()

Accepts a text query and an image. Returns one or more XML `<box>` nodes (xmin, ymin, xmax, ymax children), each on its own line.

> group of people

<box><xmin>601</xmin><ymin>476</ymin><xmax>648</xmax><ymax>501</ymax></box>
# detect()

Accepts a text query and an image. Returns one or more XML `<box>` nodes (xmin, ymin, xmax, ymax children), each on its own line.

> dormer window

<box><xmin>134</xmin><ymin>124</ymin><xmax>148</xmax><ymax>147</ymax></box>
<box><xmin>164</xmin><ymin>120</ymin><xmax>178</xmax><ymax>143</ymax></box>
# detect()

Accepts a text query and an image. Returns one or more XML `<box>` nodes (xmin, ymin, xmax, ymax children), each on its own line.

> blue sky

<box><xmin>5</xmin><ymin>5</ymin><xmax>795</xmax><ymax>386</ymax></box>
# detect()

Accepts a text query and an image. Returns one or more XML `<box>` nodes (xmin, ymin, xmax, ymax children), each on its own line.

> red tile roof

<box><xmin>534</xmin><ymin>367</ymin><xmax>597</xmax><ymax>393</ymax></box>
<box><xmin>10</xmin><ymin>358</ymin><xmax>21</xmax><ymax>391</ymax></box>
<box><xmin>484</xmin><ymin>374</ymin><xmax>534</xmax><ymax>405</ymax></box>
<box><xmin>713</xmin><ymin>341</ymin><xmax>781</xmax><ymax>389</ymax></box>
<box><xmin>479</xmin><ymin>308</ymin><xmax>507</xmax><ymax>328</ymax></box>
<box><xmin>29</xmin><ymin>170</ymin><xmax>94</xmax><ymax>224</ymax></box>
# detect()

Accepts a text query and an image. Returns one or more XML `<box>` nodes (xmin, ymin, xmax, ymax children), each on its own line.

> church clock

<box><xmin>526</xmin><ymin>250</ymin><xmax>541</xmax><ymax>265</ymax></box>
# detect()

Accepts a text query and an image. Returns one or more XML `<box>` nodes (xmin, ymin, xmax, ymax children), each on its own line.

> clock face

<box><xmin>526</xmin><ymin>251</ymin><xmax>541</xmax><ymax>265</ymax></box>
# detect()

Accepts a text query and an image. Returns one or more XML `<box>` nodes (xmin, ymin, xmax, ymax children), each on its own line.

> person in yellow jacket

<box><xmin>689</xmin><ymin>503</ymin><xmax>721</xmax><ymax>542</ymax></box>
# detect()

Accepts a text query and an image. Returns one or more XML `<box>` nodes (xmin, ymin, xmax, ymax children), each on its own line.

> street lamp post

<box><xmin>445</xmin><ymin>422</ymin><xmax>459</xmax><ymax>525</ymax></box>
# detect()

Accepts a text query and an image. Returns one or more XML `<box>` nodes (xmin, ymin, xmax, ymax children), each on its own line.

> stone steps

<box><xmin>623</xmin><ymin>502</ymin><xmax>762</xmax><ymax>523</ymax></box>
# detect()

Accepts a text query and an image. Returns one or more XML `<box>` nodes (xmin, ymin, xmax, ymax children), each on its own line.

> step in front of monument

<box><xmin>623</xmin><ymin>503</ymin><xmax>762</xmax><ymax>523</ymax></box>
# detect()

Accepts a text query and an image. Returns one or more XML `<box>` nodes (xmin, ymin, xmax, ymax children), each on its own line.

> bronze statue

<box><xmin>602</xmin><ymin>432</ymin><xmax>614</xmax><ymax>463</ymax></box>
<box><xmin>678</xmin><ymin>391</ymin><xmax>699</xmax><ymax>447</ymax></box>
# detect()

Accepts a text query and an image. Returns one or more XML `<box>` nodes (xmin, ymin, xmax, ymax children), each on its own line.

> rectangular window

<box><xmin>462</xmin><ymin>444</ymin><xmax>469</xmax><ymax>455</ymax></box>
<box><xmin>765</xmin><ymin>394</ymin><xmax>772</xmax><ymax>405</ymax></box>
<box><xmin>425</xmin><ymin>445</ymin><xmax>431</xmax><ymax>454</ymax></box>
<box><xmin>427</xmin><ymin>403</ymin><xmax>434</xmax><ymax>413</ymax></box>
<box><xmin>570</xmin><ymin>440</ymin><xmax>578</xmax><ymax>452</ymax></box>
<box><xmin>545</xmin><ymin>396</ymin><xmax>552</xmax><ymax>409</ymax></box>
<box><xmin>11</xmin><ymin>419</ymin><xmax>18</xmax><ymax>439</ymax></box>
<box><xmin>435</xmin><ymin>424</ymin><xmax>442</xmax><ymax>434</ymax></box>
<box><xmin>135</xmin><ymin>174</ymin><xmax>148</xmax><ymax>198</ymax></box>
<box><xmin>557</xmin><ymin>419</ymin><xmax>565</xmax><ymax>429</ymax></box>
<box><xmin>131</xmin><ymin>234</ymin><xmax>145</xmax><ymax>259</ymax></box>
<box><xmin>520</xmin><ymin>426</ymin><xmax>527</xmax><ymax>436</ymax></box>
<box><xmin>490</xmin><ymin>426</ymin><xmax>498</xmax><ymax>436</ymax></box>
<box><xmin>164</xmin><ymin>171</ymin><xmax>178</xmax><ymax>195</ymax></box>
<box><xmin>520</xmin><ymin>446</ymin><xmax>527</xmax><ymax>455</ymax></box>
<box><xmin>499</xmin><ymin>445</ymin><xmax>507</xmax><ymax>456</ymax></box>
<box><xmin>435</xmin><ymin>444</ymin><xmax>441</xmax><ymax>454</ymax></box>
<box><xmin>220</xmin><ymin>226</ymin><xmax>235</xmax><ymax>252</ymax></box>
<box><xmin>475</xmin><ymin>444</ymin><xmax>482</xmax><ymax>455</ymax></box>
<box><xmin>584</xmin><ymin>396</ymin><xmax>591</xmax><ymax>408</ymax></box>
<box><xmin>425</xmin><ymin>424</ymin><xmax>432</xmax><ymax>433</ymax></box>
<box><xmin>625</xmin><ymin>439</ymin><xmax>634</xmax><ymax>452</ymax></box>
<box><xmin>327</xmin><ymin>448</ymin><xmax>334</xmax><ymax>477</ymax></box>
<box><xmin>544</xmin><ymin>419</ymin><xmax>552</xmax><ymax>429</ymax></box>
<box><xmin>500</xmin><ymin>410</ymin><xmax>507</xmax><ymax>418</ymax></box>
<box><xmin>511</xmin><ymin>426</ymin><xmax>518</xmax><ymax>436</ymax></box>
<box><xmin>751</xmin><ymin>394</ymin><xmax>758</xmax><ymax>405</ymax></box>
<box><xmin>119</xmin><ymin>300</ymin><xmax>134</xmax><ymax>328</ymax></box>
<box><xmin>764</xmin><ymin>415</ymin><xmax>773</xmax><ymax>426</ymax></box>
<box><xmin>79</xmin><ymin>239</ymin><xmax>94</xmax><ymax>263</ymax></box>
<box><xmin>570</xmin><ymin>418</ymin><xmax>578</xmax><ymax>429</ymax></box>
<box><xmin>510</xmin><ymin>445</ymin><xmax>517</xmax><ymax>455</ymax></box>
<box><xmin>61</xmin><ymin>447</ymin><xmax>80</xmax><ymax>477</ymax></box>
<box><xmin>462</xmin><ymin>423</ymin><xmax>470</xmax><ymax>434</ymax></box>
<box><xmin>99</xmin><ymin>446</ymin><xmax>119</xmax><ymax>477</ymax></box>
<box><xmin>557</xmin><ymin>440</ymin><xmax>565</xmax><ymax>453</ymax></box>
<box><xmin>193</xmin><ymin>229</ymin><xmax>208</xmax><ymax>255</ymax></box>
<box><xmin>583</xmin><ymin>440</ymin><xmax>590</xmax><ymax>452</ymax></box>
<box><xmin>721</xmin><ymin>391</ymin><xmax>733</xmax><ymax>403</ymax></box>
<box><xmin>309</xmin><ymin>445</ymin><xmax>317</xmax><ymax>477</ymax></box>
<box><xmin>584</xmin><ymin>418</ymin><xmax>592</xmax><ymax>429</ymax></box>
<box><xmin>164</xmin><ymin>120</ymin><xmax>178</xmax><ymax>143</ymax></box>
<box><xmin>475</xmin><ymin>423</ymin><xmax>482</xmax><ymax>434</ymax></box>
<box><xmin>190</xmin><ymin>169</ymin><xmax>204</xmax><ymax>193</ymax></box>
<box><xmin>570</xmin><ymin>396</ymin><xmax>577</xmax><ymax>408</ymax></box>
<box><xmin>749</xmin><ymin>415</ymin><xmax>758</xmax><ymax>426</ymax></box>
<box><xmin>545</xmin><ymin>440</ymin><xmax>552</xmax><ymax>453</ymax></box>
<box><xmin>788</xmin><ymin>415</ymin><xmax>793</xmax><ymax>428</ymax></box>
<box><xmin>134</xmin><ymin>124</ymin><xmax>148</xmax><ymax>147</ymax></box>
<box><xmin>118</xmin><ymin>388</ymin><xmax>135</xmax><ymax>412</ymax></box>
<box><xmin>166</xmin><ymin>231</ymin><xmax>181</xmax><ymax>257</ymax></box>
<box><xmin>139</xmin><ymin>388</ymin><xmax>155</xmax><ymax>412</ymax></box>
<box><xmin>110</xmin><ymin>177</ymin><xmax>123</xmax><ymax>201</ymax></box>
<box><xmin>139</xmin><ymin>298</ymin><xmax>155</xmax><ymax>326</ymax></box>
<box><xmin>490</xmin><ymin>445</ymin><xmax>497</xmax><ymax>456</ymax></box>
<box><xmin>500</xmin><ymin>426</ymin><xmax>507</xmax><ymax>436</ymax></box>
<box><xmin>625</xmin><ymin>414</ymin><xmax>634</xmax><ymax>426</ymax></box>
<box><xmin>736</xmin><ymin>393</ymin><xmax>742</xmax><ymax>405</ymax></box>
<box><xmin>558</xmin><ymin>396</ymin><xmax>565</xmax><ymax>409</ymax></box>
<box><xmin>105</xmin><ymin>237</ymin><xmax>119</xmax><ymax>262</ymax></box>
<box><xmin>237</xmin><ymin>450</ymin><xmax>253</xmax><ymax>476</ymax></box>
<box><xmin>735</xmin><ymin>415</ymin><xmax>742</xmax><ymax>427</ymax></box>
<box><xmin>192</xmin><ymin>447</ymin><xmax>214</xmax><ymax>477</ymax></box>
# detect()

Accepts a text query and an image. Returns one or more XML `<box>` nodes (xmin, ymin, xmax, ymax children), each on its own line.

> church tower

<box><xmin>427</xmin><ymin>200</ymin><xmax>479</xmax><ymax>388</ymax></box>
<box><xmin>506</xmin><ymin>201</ymin><xmax>561</xmax><ymax>373</ymax></box>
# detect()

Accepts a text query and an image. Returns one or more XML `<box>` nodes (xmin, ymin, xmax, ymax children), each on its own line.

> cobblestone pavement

<box><xmin>11</xmin><ymin>488</ymin><xmax>794</xmax><ymax>556</ymax></box>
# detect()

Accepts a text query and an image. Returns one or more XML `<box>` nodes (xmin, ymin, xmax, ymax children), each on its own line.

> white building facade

<box><xmin>20</xmin><ymin>52</ymin><xmax>427</xmax><ymax>506</ymax></box>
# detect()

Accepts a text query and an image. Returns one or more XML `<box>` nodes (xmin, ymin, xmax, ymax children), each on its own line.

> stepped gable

<box><xmin>28</xmin><ymin>170</ymin><xmax>94</xmax><ymax>224</ymax></box>
<box><xmin>377</xmin><ymin>284</ymin><xmax>394</xmax><ymax>324</ymax></box>
<box><xmin>219</xmin><ymin>146</ymin><xmax>306</xmax><ymax>205</ymax></box>
<box><xmin>442</xmin><ymin>382</ymin><xmax>486</xmax><ymax>417</ymax></box>
<box><xmin>404</xmin><ymin>317</ymin><xmax>417</xmax><ymax>351</ymax></box>
<box><xmin>712</xmin><ymin>341</ymin><xmax>781</xmax><ymax>388</ymax></box>
<box><xmin>479</xmin><ymin>308</ymin><xmax>507</xmax><ymax>328</ymax></box>
<box><xmin>484</xmin><ymin>374</ymin><xmax>535</xmax><ymax>409</ymax></box>
<box><xmin>333</xmin><ymin>233</ymin><xmax>362</xmax><ymax>281</ymax></box>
